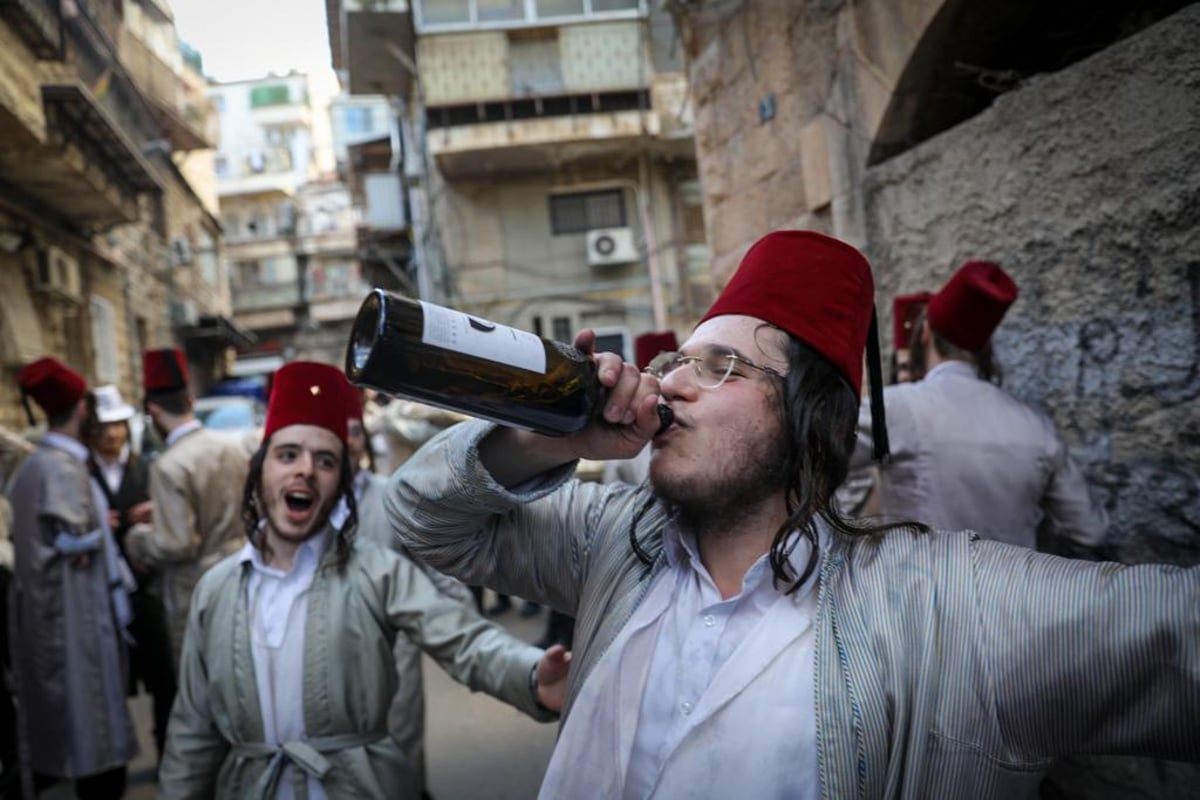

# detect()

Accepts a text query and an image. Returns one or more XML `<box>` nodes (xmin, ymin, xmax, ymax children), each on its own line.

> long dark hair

<box><xmin>767</xmin><ymin>335</ymin><xmax>926</xmax><ymax>589</ymax></box>
<box><xmin>241</xmin><ymin>437</ymin><xmax>358</xmax><ymax>570</ymax></box>
<box><xmin>630</xmin><ymin>331</ymin><xmax>927</xmax><ymax>591</ymax></box>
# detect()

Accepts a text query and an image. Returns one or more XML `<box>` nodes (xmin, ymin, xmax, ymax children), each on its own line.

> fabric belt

<box><xmin>232</xmin><ymin>729</ymin><xmax>386</xmax><ymax>799</ymax></box>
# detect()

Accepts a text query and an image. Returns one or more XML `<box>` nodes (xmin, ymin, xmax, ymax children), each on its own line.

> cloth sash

<box><xmin>89</xmin><ymin>478</ymin><xmax>135</xmax><ymax>635</ymax></box>
<box><xmin>232</xmin><ymin>729</ymin><xmax>387</xmax><ymax>799</ymax></box>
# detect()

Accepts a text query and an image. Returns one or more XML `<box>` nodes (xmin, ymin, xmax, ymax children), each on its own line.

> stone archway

<box><xmin>860</xmin><ymin>0</ymin><xmax>1192</xmax><ymax>166</ymax></box>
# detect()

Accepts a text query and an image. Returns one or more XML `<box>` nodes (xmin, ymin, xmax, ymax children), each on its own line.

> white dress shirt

<box><xmin>327</xmin><ymin>471</ymin><xmax>370</xmax><ymax>531</ymax></box>
<box><xmin>539</xmin><ymin>523</ymin><xmax>822</xmax><ymax>799</ymax></box>
<box><xmin>93</xmin><ymin>444</ymin><xmax>130</xmax><ymax>495</ymax></box>
<box><xmin>241</xmin><ymin>532</ymin><xmax>330</xmax><ymax>800</ymax></box>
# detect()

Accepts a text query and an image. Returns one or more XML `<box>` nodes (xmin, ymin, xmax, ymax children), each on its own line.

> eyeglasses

<box><xmin>646</xmin><ymin>346</ymin><xmax>784</xmax><ymax>390</ymax></box>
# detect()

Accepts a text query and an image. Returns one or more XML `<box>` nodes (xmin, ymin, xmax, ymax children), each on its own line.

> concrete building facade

<box><xmin>0</xmin><ymin>0</ymin><xmax>236</xmax><ymax>437</ymax></box>
<box><xmin>209</xmin><ymin>72</ymin><xmax>373</xmax><ymax>369</ymax></box>
<box><xmin>327</xmin><ymin>0</ymin><xmax>709</xmax><ymax>359</ymax></box>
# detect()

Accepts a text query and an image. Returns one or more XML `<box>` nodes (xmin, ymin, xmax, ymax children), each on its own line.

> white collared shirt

<box><xmin>539</xmin><ymin>523</ymin><xmax>822</xmax><ymax>799</ymax></box>
<box><xmin>240</xmin><ymin>531</ymin><xmax>330</xmax><ymax>800</ymax></box>
<box><xmin>327</xmin><ymin>470</ymin><xmax>369</xmax><ymax>531</ymax></box>
<box><xmin>93</xmin><ymin>444</ymin><xmax>130</xmax><ymax>495</ymax></box>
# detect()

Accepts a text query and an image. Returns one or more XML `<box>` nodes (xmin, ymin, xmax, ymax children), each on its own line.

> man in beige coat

<box><xmin>125</xmin><ymin>347</ymin><xmax>249</xmax><ymax>666</ymax></box>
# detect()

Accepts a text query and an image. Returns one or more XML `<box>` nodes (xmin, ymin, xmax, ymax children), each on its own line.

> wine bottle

<box><xmin>345</xmin><ymin>289</ymin><xmax>611</xmax><ymax>436</ymax></box>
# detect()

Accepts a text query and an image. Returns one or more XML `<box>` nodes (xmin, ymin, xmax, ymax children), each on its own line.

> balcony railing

<box><xmin>0</xmin><ymin>0</ymin><xmax>61</xmax><ymax>58</ymax></box>
<box><xmin>230</xmin><ymin>282</ymin><xmax>302</xmax><ymax>312</ymax></box>
<box><xmin>116</xmin><ymin>27</ymin><xmax>178</xmax><ymax>110</ymax></box>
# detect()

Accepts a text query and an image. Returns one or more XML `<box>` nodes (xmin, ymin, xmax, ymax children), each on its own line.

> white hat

<box><xmin>94</xmin><ymin>384</ymin><xmax>136</xmax><ymax>424</ymax></box>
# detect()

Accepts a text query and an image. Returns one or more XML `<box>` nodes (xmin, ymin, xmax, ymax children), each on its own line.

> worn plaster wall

<box><xmin>681</xmin><ymin>1</ymin><xmax>844</xmax><ymax>284</ymax></box>
<box><xmin>863</xmin><ymin>6</ymin><xmax>1200</xmax><ymax>567</ymax></box>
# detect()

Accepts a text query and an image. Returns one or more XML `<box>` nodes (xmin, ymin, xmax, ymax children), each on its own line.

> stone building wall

<box><xmin>679</xmin><ymin>0</ymin><xmax>843</xmax><ymax>285</ymax></box>
<box><xmin>863</xmin><ymin>7</ymin><xmax>1200</xmax><ymax>567</ymax></box>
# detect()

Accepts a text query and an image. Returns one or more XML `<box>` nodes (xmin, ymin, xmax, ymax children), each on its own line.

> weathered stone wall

<box><xmin>864</xmin><ymin>6</ymin><xmax>1200</xmax><ymax>566</ymax></box>
<box><xmin>680</xmin><ymin>1</ymin><xmax>844</xmax><ymax>284</ymax></box>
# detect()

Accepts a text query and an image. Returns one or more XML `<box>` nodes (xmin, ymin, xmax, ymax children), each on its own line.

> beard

<box><xmin>652</xmin><ymin>423</ymin><xmax>791</xmax><ymax>539</ymax></box>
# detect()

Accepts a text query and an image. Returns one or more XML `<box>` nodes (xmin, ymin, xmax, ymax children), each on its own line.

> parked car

<box><xmin>194</xmin><ymin>395</ymin><xmax>266</xmax><ymax>432</ymax></box>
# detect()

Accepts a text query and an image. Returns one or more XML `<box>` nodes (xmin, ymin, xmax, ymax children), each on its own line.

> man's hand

<box><xmin>123</xmin><ymin>524</ymin><xmax>151</xmax><ymax>573</ymax></box>
<box><xmin>535</xmin><ymin>644</ymin><xmax>572</xmax><ymax>713</ymax></box>
<box><xmin>564</xmin><ymin>329</ymin><xmax>664</xmax><ymax>463</ymax></box>
<box><xmin>106</xmin><ymin>509</ymin><xmax>121</xmax><ymax>531</ymax></box>
<box><xmin>126</xmin><ymin>501</ymin><xmax>153</xmax><ymax>526</ymax></box>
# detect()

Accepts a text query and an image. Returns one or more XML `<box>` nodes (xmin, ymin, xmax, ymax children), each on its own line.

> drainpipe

<box><xmin>637</xmin><ymin>155</ymin><xmax>668</xmax><ymax>331</ymax></box>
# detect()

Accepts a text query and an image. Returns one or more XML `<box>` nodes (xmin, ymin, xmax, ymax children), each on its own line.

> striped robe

<box><xmin>389</xmin><ymin>420</ymin><xmax>1200</xmax><ymax>799</ymax></box>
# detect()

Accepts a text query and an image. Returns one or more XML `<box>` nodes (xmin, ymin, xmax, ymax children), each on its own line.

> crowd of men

<box><xmin>1</xmin><ymin>228</ymin><xmax>1196</xmax><ymax>799</ymax></box>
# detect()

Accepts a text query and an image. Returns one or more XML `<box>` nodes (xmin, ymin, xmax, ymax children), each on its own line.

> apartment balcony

<box><xmin>249</xmin><ymin>101</ymin><xmax>312</xmax><ymax>130</ymax></box>
<box><xmin>217</xmin><ymin>148</ymin><xmax>306</xmax><ymax>198</ymax></box>
<box><xmin>117</xmin><ymin>28</ymin><xmax>211</xmax><ymax>151</ymax></box>
<box><xmin>0</xmin><ymin>82</ymin><xmax>161</xmax><ymax>227</ymax></box>
<box><xmin>230</xmin><ymin>281</ymin><xmax>302</xmax><ymax>313</ymax></box>
<box><xmin>413</xmin><ymin>21</ymin><xmax>698</xmax><ymax>177</ymax></box>
<box><xmin>427</xmin><ymin>100</ymin><xmax>657</xmax><ymax>177</ymax></box>
<box><xmin>0</xmin><ymin>0</ymin><xmax>62</xmax><ymax>59</ymax></box>
<box><xmin>309</xmin><ymin>279</ymin><xmax>372</xmax><ymax>323</ymax></box>
<box><xmin>327</xmin><ymin>0</ymin><xmax>415</xmax><ymax>98</ymax></box>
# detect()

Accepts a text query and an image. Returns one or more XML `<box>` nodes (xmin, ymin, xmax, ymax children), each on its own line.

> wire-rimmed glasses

<box><xmin>646</xmin><ymin>346</ymin><xmax>784</xmax><ymax>390</ymax></box>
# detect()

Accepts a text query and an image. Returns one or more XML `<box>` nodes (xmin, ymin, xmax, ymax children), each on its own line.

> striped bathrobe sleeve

<box><xmin>386</xmin><ymin>419</ymin><xmax>613</xmax><ymax>615</ymax></box>
<box><xmin>973</xmin><ymin>540</ymin><xmax>1200</xmax><ymax>759</ymax></box>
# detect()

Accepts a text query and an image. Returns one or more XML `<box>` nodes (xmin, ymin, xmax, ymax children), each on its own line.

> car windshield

<box><xmin>195</xmin><ymin>398</ymin><xmax>262</xmax><ymax>431</ymax></box>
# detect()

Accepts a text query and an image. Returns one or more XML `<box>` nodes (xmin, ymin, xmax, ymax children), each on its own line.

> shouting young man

<box><xmin>159</xmin><ymin>361</ymin><xmax>569</xmax><ymax>798</ymax></box>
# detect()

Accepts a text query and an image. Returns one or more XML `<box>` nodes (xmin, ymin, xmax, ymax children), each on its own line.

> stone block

<box><xmin>799</xmin><ymin>119</ymin><xmax>833</xmax><ymax>211</ymax></box>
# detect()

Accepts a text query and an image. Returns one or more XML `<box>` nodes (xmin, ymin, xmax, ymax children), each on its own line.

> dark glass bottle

<box><xmin>345</xmin><ymin>289</ymin><xmax>604</xmax><ymax>436</ymax></box>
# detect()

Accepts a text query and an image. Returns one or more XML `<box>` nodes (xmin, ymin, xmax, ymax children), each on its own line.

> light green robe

<box><xmin>158</xmin><ymin>533</ymin><xmax>549</xmax><ymax>799</ymax></box>
<box><xmin>356</xmin><ymin>470</ymin><xmax>477</xmax><ymax>793</ymax></box>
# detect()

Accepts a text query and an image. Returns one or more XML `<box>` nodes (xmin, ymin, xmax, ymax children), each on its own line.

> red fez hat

<box><xmin>17</xmin><ymin>357</ymin><xmax>87</xmax><ymax>419</ymax></box>
<box><xmin>927</xmin><ymin>261</ymin><xmax>1018</xmax><ymax>352</ymax></box>
<box><xmin>699</xmin><ymin>230</ymin><xmax>874</xmax><ymax>394</ymax></box>
<box><xmin>634</xmin><ymin>331</ymin><xmax>679</xmax><ymax>371</ymax></box>
<box><xmin>143</xmin><ymin>347</ymin><xmax>189</xmax><ymax>394</ymax></box>
<box><xmin>892</xmin><ymin>292</ymin><xmax>932</xmax><ymax>350</ymax></box>
<box><xmin>263</xmin><ymin>362</ymin><xmax>349</xmax><ymax>442</ymax></box>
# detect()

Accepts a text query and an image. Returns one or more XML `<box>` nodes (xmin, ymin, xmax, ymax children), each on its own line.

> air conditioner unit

<box><xmin>170</xmin><ymin>300</ymin><xmax>198</xmax><ymax>327</ymax></box>
<box><xmin>35</xmin><ymin>245</ymin><xmax>82</xmax><ymax>300</ymax></box>
<box><xmin>170</xmin><ymin>237</ymin><xmax>194</xmax><ymax>267</ymax></box>
<box><xmin>586</xmin><ymin>227</ymin><xmax>637</xmax><ymax>267</ymax></box>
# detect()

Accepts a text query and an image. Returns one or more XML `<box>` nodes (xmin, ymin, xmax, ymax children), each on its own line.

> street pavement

<box><xmin>41</xmin><ymin>597</ymin><xmax>558</xmax><ymax>799</ymax></box>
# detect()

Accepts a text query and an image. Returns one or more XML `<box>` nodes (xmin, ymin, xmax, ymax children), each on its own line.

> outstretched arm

<box><xmin>383</xmin><ymin>553</ymin><xmax>555</xmax><ymax>720</ymax></box>
<box><xmin>976</xmin><ymin>541</ymin><xmax>1199</xmax><ymax>760</ymax></box>
<box><xmin>127</xmin><ymin>463</ymin><xmax>200</xmax><ymax>566</ymax></box>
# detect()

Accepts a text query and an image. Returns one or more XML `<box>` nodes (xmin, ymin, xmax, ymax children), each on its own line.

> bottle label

<box><xmin>420</xmin><ymin>301</ymin><xmax>547</xmax><ymax>374</ymax></box>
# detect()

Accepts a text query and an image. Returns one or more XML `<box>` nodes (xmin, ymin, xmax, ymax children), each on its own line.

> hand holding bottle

<box><xmin>344</xmin><ymin>290</ymin><xmax>671</xmax><ymax>486</ymax></box>
<box><xmin>565</xmin><ymin>329</ymin><xmax>665</xmax><ymax>461</ymax></box>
